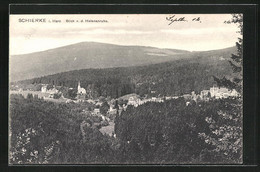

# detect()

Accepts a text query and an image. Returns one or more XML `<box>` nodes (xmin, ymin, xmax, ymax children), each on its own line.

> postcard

<box><xmin>9</xmin><ymin>13</ymin><xmax>243</xmax><ymax>164</ymax></box>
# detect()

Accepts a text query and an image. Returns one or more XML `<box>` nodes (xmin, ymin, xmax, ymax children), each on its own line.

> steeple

<box><xmin>77</xmin><ymin>80</ymin><xmax>86</xmax><ymax>96</ymax></box>
<box><xmin>78</xmin><ymin>81</ymin><xmax>81</xmax><ymax>90</ymax></box>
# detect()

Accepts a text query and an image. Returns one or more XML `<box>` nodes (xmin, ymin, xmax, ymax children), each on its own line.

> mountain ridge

<box><xmin>11</xmin><ymin>41</ymin><xmax>191</xmax><ymax>56</ymax></box>
<box><xmin>10</xmin><ymin>41</ymin><xmax>236</xmax><ymax>82</ymax></box>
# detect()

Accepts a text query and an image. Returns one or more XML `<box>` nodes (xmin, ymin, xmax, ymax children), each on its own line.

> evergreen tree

<box><xmin>214</xmin><ymin>14</ymin><xmax>243</xmax><ymax>94</ymax></box>
<box><xmin>100</xmin><ymin>101</ymin><xmax>110</xmax><ymax>114</ymax></box>
<box><xmin>200</xmin><ymin>14</ymin><xmax>243</xmax><ymax>163</ymax></box>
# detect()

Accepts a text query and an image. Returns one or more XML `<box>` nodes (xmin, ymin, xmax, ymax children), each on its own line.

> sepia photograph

<box><xmin>9</xmin><ymin>13</ymin><xmax>243</xmax><ymax>164</ymax></box>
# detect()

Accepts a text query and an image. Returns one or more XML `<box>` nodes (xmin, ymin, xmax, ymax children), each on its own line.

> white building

<box><xmin>77</xmin><ymin>81</ymin><xmax>86</xmax><ymax>100</ymax></box>
<box><xmin>41</xmin><ymin>85</ymin><xmax>48</xmax><ymax>93</ymax></box>
<box><xmin>150</xmin><ymin>97</ymin><xmax>164</xmax><ymax>103</ymax></box>
<box><xmin>230</xmin><ymin>89</ymin><xmax>239</xmax><ymax>97</ymax></box>
<box><xmin>183</xmin><ymin>94</ymin><xmax>192</xmax><ymax>100</ymax></box>
<box><xmin>210</xmin><ymin>86</ymin><xmax>239</xmax><ymax>99</ymax></box>
<box><xmin>172</xmin><ymin>96</ymin><xmax>179</xmax><ymax>99</ymax></box>
<box><xmin>77</xmin><ymin>81</ymin><xmax>86</xmax><ymax>94</ymax></box>
<box><xmin>151</xmin><ymin>97</ymin><xmax>157</xmax><ymax>101</ymax></box>
<box><xmin>200</xmin><ymin>90</ymin><xmax>210</xmax><ymax>101</ymax></box>
<box><xmin>128</xmin><ymin>96</ymin><xmax>141</xmax><ymax>107</ymax></box>
<box><xmin>108</xmin><ymin>108</ymin><xmax>117</xmax><ymax>115</ymax></box>
<box><xmin>47</xmin><ymin>87</ymin><xmax>60</xmax><ymax>98</ymax></box>
<box><xmin>165</xmin><ymin>96</ymin><xmax>172</xmax><ymax>100</ymax></box>
<box><xmin>191</xmin><ymin>91</ymin><xmax>199</xmax><ymax>101</ymax></box>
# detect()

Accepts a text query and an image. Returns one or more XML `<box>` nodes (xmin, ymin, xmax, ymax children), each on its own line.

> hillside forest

<box><xmin>16</xmin><ymin>51</ymin><xmax>234</xmax><ymax>99</ymax></box>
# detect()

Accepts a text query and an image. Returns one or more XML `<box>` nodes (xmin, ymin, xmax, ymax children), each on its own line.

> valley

<box><xmin>9</xmin><ymin>41</ymin><xmax>242</xmax><ymax>164</ymax></box>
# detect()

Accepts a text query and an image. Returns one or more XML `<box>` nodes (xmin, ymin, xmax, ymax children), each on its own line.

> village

<box><xmin>11</xmin><ymin>81</ymin><xmax>240</xmax><ymax>112</ymax></box>
<box><xmin>10</xmin><ymin>81</ymin><xmax>240</xmax><ymax>137</ymax></box>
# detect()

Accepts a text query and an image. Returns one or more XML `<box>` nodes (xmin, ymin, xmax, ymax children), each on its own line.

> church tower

<box><xmin>77</xmin><ymin>80</ymin><xmax>86</xmax><ymax>96</ymax></box>
<box><xmin>78</xmin><ymin>81</ymin><xmax>81</xmax><ymax>92</ymax></box>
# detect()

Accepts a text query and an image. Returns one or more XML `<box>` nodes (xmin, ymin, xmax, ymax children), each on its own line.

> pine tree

<box><xmin>214</xmin><ymin>14</ymin><xmax>243</xmax><ymax>94</ymax></box>
<box><xmin>199</xmin><ymin>14</ymin><xmax>243</xmax><ymax>163</ymax></box>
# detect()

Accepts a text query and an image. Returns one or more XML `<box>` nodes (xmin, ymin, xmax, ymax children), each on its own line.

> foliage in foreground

<box><xmin>9</xmin><ymin>94</ymin><xmax>115</xmax><ymax>164</ymax></box>
<box><xmin>10</xmin><ymin>94</ymin><xmax>242</xmax><ymax>164</ymax></box>
<box><xmin>115</xmin><ymin>97</ymin><xmax>242</xmax><ymax>164</ymax></box>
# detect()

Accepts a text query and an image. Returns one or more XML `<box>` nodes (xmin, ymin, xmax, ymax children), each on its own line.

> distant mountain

<box><xmin>17</xmin><ymin>45</ymin><xmax>237</xmax><ymax>98</ymax></box>
<box><xmin>10</xmin><ymin>42</ymin><xmax>236</xmax><ymax>82</ymax></box>
<box><xmin>10</xmin><ymin>42</ymin><xmax>192</xmax><ymax>81</ymax></box>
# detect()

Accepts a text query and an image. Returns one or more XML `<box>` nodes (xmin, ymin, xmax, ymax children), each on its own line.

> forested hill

<box><xmin>10</xmin><ymin>42</ymin><xmax>236</xmax><ymax>82</ymax></box>
<box><xmin>17</xmin><ymin>46</ymin><xmax>236</xmax><ymax>98</ymax></box>
<box><xmin>10</xmin><ymin>42</ymin><xmax>191</xmax><ymax>81</ymax></box>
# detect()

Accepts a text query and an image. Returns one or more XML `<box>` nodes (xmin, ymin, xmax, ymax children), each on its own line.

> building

<box><xmin>77</xmin><ymin>81</ymin><xmax>86</xmax><ymax>100</ymax></box>
<box><xmin>41</xmin><ymin>85</ymin><xmax>48</xmax><ymax>93</ymax></box>
<box><xmin>200</xmin><ymin>90</ymin><xmax>210</xmax><ymax>101</ymax></box>
<box><xmin>122</xmin><ymin>104</ymin><xmax>128</xmax><ymax>111</ymax></box>
<box><xmin>108</xmin><ymin>108</ymin><xmax>117</xmax><ymax>115</ymax></box>
<box><xmin>109</xmin><ymin>105</ymin><xmax>118</xmax><ymax>112</ymax></box>
<box><xmin>77</xmin><ymin>81</ymin><xmax>86</xmax><ymax>94</ymax></box>
<box><xmin>230</xmin><ymin>89</ymin><xmax>239</xmax><ymax>97</ymax></box>
<box><xmin>191</xmin><ymin>91</ymin><xmax>199</xmax><ymax>101</ymax></box>
<box><xmin>150</xmin><ymin>97</ymin><xmax>164</xmax><ymax>103</ymax></box>
<box><xmin>128</xmin><ymin>96</ymin><xmax>141</xmax><ymax>107</ymax></box>
<box><xmin>76</xmin><ymin>99</ymin><xmax>85</xmax><ymax>103</ymax></box>
<box><xmin>172</xmin><ymin>96</ymin><xmax>179</xmax><ymax>99</ymax></box>
<box><xmin>165</xmin><ymin>96</ymin><xmax>172</xmax><ymax>100</ymax></box>
<box><xmin>210</xmin><ymin>86</ymin><xmax>228</xmax><ymax>99</ymax></box>
<box><xmin>48</xmin><ymin>87</ymin><xmax>59</xmax><ymax>98</ymax></box>
<box><xmin>183</xmin><ymin>94</ymin><xmax>192</xmax><ymax>100</ymax></box>
<box><xmin>151</xmin><ymin>97</ymin><xmax>157</xmax><ymax>101</ymax></box>
<box><xmin>210</xmin><ymin>85</ymin><xmax>239</xmax><ymax>99</ymax></box>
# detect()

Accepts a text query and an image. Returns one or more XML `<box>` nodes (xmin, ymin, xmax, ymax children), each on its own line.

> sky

<box><xmin>9</xmin><ymin>14</ymin><xmax>241</xmax><ymax>55</ymax></box>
